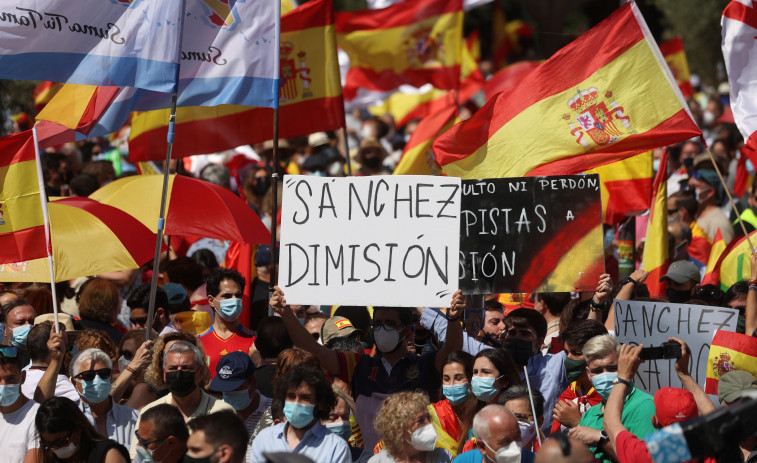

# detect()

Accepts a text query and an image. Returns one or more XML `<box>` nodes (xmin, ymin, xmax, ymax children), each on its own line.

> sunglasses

<box><xmin>135</xmin><ymin>431</ymin><xmax>165</xmax><ymax>448</ymax></box>
<box><xmin>41</xmin><ymin>431</ymin><xmax>73</xmax><ymax>449</ymax></box>
<box><xmin>693</xmin><ymin>285</ymin><xmax>725</xmax><ymax>302</ymax></box>
<box><xmin>0</xmin><ymin>346</ymin><xmax>18</xmax><ymax>358</ymax></box>
<box><xmin>75</xmin><ymin>368</ymin><xmax>112</xmax><ymax>382</ymax></box>
<box><xmin>130</xmin><ymin>317</ymin><xmax>148</xmax><ymax>326</ymax></box>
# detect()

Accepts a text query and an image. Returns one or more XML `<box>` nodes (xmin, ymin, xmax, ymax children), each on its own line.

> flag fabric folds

<box><xmin>0</xmin><ymin>0</ymin><xmax>182</xmax><ymax>92</ymax></box>
<box><xmin>706</xmin><ymin>330</ymin><xmax>757</xmax><ymax>395</ymax></box>
<box><xmin>482</xmin><ymin>61</ymin><xmax>541</xmax><ymax>102</ymax></box>
<box><xmin>33</xmin><ymin>82</ymin><xmax>63</xmax><ymax>112</ymax></box>
<box><xmin>432</xmin><ymin>2</ymin><xmax>701</xmax><ymax>179</ymax></box>
<box><xmin>0</xmin><ymin>130</ymin><xmax>47</xmax><ymax>265</ymax></box>
<box><xmin>688</xmin><ymin>221</ymin><xmax>713</xmax><ymax>269</ymax></box>
<box><xmin>702</xmin><ymin>229</ymin><xmax>726</xmax><ymax>285</ymax></box>
<box><xmin>723</xmin><ymin>0</ymin><xmax>757</xmax><ymax>155</ymax></box>
<box><xmin>393</xmin><ymin>104</ymin><xmax>457</xmax><ymax>175</ymax></box>
<box><xmin>641</xmin><ymin>150</ymin><xmax>669</xmax><ymax>298</ymax></box>
<box><xmin>336</xmin><ymin>0</ymin><xmax>464</xmax><ymax>100</ymax></box>
<box><xmin>586</xmin><ymin>152</ymin><xmax>653</xmax><ymax>225</ymax></box>
<box><xmin>704</xmin><ymin>229</ymin><xmax>757</xmax><ymax>290</ymax></box>
<box><xmin>659</xmin><ymin>37</ymin><xmax>694</xmax><ymax>98</ymax></box>
<box><xmin>36</xmin><ymin>85</ymin><xmax>120</xmax><ymax>134</ymax></box>
<box><xmin>127</xmin><ymin>0</ymin><xmax>342</xmax><ymax>161</ymax></box>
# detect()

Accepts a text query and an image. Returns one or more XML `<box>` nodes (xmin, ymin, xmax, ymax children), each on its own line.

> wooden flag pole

<box><xmin>705</xmin><ymin>146</ymin><xmax>755</xmax><ymax>251</ymax></box>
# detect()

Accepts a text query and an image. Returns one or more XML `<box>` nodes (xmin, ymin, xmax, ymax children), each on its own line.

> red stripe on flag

<box><xmin>0</xmin><ymin>225</ymin><xmax>48</xmax><ymax>265</ymax></box>
<box><xmin>482</xmin><ymin>61</ymin><xmax>541</xmax><ymax>102</ymax></box>
<box><xmin>344</xmin><ymin>66</ymin><xmax>461</xmax><ymax>97</ymax></box>
<box><xmin>396</xmin><ymin>70</ymin><xmax>483</xmax><ymax>128</ymax></box>
<box><xmin>526</xmin><ymin>110</ymin><xmax>700</xmax><ymax>176</ymax></box>
<box><xmin>0</xmin><ymin>130</ymin><xmax>36</xmax><ymax>168</ymax></box>
<box><xmin>77</xmin><ymin>87</ymin><xmax>120</xmax><ymax>135</ymax></box>
<box><xmin>283</xmin><ymin>0</ymin><xmax>332</xmax><ymax>32</ymax></box>
<box><xmin>723</xmin><ymin>0</ymin><xmax>757</xmax><ymax>29</ymax></box>
<box><xmin>402</xmin><ymin>104</ymin><xmax>458</xmax><ymax>153</ymax></box>
<box><xmin>688</xmin><ymin>235</ymin><xmax>712</xmax><ymax>265</ymax></box>
<box><xmin>712</xmin><ymin>330</ymin><xmax>757</xmax><ymax>359</ymax></box>
<box><xmin>658</xmin><ymin>37</ymin><xmax>684</xmax><ymax>55</ymax></box>
<box><xmin>604</xmin><ymin>177</ymin><xmax>653</xmax><ymax>224</ymax></box>
<box><xmin>335</xmin><ymin>0</ymin><xmax>462</xmax><ymax>33</ymax></box>
<box><xmin>129</xmin><ymin>96</ymin><xmax>345</xmax><ymax>162</ymax></box>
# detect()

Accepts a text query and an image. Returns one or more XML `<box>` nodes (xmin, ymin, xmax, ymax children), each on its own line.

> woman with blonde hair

<box><xmin>371</xmin><ymin>391</ymin><xmax>454</xmax><ymax>463</ymax></box>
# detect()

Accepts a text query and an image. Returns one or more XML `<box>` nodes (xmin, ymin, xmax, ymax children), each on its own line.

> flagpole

<box><xmin>705</xmin><ymin>147</ymin><xmax>755</xmax><ymax>251</ymax></box>
<box><xmin>342</xmin><ymin>126</ymin><xmax>352</xmax><ymax>176</ymax></box>
<box><xmin>269</xmin><ymin>0</ymin><xmax>282</xmax><ymax>313</ymax></box>
<box><xmin>31</xmin><ymin>126</ymin><xmax>60</xmax><ymax>334</ymax></box>
<box><xmin>146</xmin><ymin>0</ymin><xmax>186</xmax><ymax>341</ymax></box>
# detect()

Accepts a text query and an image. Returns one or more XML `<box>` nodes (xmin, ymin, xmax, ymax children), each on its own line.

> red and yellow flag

<box><xmin>706</xmin><ymin>330</ymin><xmax>757</xmax><ymax>395</ymax></box>
<box><xmin>0</xmin><ymin>130</ymin><xmax>48</xmax><ymax>265</ymax></box>
<box><xmin>659</xmin><ymin>37</ymin><xmax>694</xmax><ymax>99</ymax></box>
<box><xmin>36</xmin><ymin>84</ymin><xmax>120</xmax><ymax>135</ymax></box>
<box><xmin>586</xmin><ymin>152</ymin><xmax>653</xmax><ymax>225</ymax></box>
<box><xmin>466</xmin><ymin>30</ymin><xmax>481</xmax><ymax>63</ymax></box>
<box><xmin>702</xmin><ymin>229</ymin><xmax>726</xmax><ymax>285</ymax></box>
<box><xmin>432</xmin><ymin>2</ymin><xmax>701</xmax><ymax>179</ymax></box>
<box><xmin>704</xmin><ymin>229</ymin><xmax>757</xmax><ymax>291</ymax></box>
<box><xmin>688</xmin><ymin>221</ymin><xmax>713</xmax><ymax>268</ymax></box>
<box><xmin>393</xmin><ymin>104</ymin><xmax>457</xmax><ymax>176</ymax></box>
<box><xmin>641</xmin><ymin>150</ymin><xmax>669</xmax><ymax>298</ymax></box>
<box><xmin>129</xmin><ymin>0</ymin><xmax>343</xmax><ymax>161</ymax></box>
<box><xmin>32</xmin><ymin>82</ymin><xmax>63</xmax><ymax>113</ymax></box>
<box><xmin>336</xmin><ymin>0</ymin><xmax>463</xmax><ymax>99</ymax></box>
<box><xmin>491</xmin><ymin>4</ymin><xmax>532</xmax><ymax>70</ymax></box>
<box><xmin>482</xmin><ymin>61</ymin><xmax>541</xmax><ymax>102</ymax></box>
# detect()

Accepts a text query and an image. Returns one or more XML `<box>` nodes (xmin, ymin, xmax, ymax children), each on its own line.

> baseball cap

<box><xmin>659</xmin><ymin>260</ymin><xmax>700</xmax><ymax>284</ymax></box>
<box><xmin>321</xmin><ymin>316</ymin><xmax>358</xmax><ymax>346</ymax></box>
<box><xmin>208</xmin><ymin>351</ymin><xmax>256</xmax><ymax>392</ymax></box>
<box><xmin>161</xmin><ymin>283</ymin><xmax>189</xmax><ymax>305</ymax></box>
<box><xmin>654</xmin><ymin>387</ymin><xmax>697</xmax><ymax>426</ymax></box>
<box><xmin>718</xmin><ymin>370</ymin><xmax>757</xmax><ymax>404</ymax></box>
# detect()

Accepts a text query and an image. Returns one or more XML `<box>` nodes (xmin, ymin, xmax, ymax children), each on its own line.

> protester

<box><xmin>77</xmin><ymin>278</ymin><xmax>125</xmax><ymax>344</ymax></box>
<box><xmin>134</xmin><ymin>404</ymin><xmax>189</xmax><ymax>463</ymax></box>
<box><xmin>23</xmin><ymin>320</ymin><xmax>81</xmax><ymax>404</ymax></box>
<box><xmin>143</xmin><ymin>331</ymin><xmax>206</xmax><ymax>405</ymax></box>
<box><xmin>322</xmin><ymin>386</ymin><xmax>367</xmax><ymax>462</ymax></box>
<box><xmin>35</xmin><ymin>396</ymin><xmax>129</xmax><ymax>463</ymax></box>
<box><xmin>659</xmin><ymin>260</ymin><xmax>701</xmax><ymax>303</ymax></box>
<box><xmin>0</xmin><ymin>345</ymin><xmax>41</xmax><ymax>462</ymax></box>
<box><xmin>110</xmin><ymin>329</ymin><xmax>153</xmax><ymax>405</ymax></box>
<box><xmin>127</xmin><ymin>284</ymin><xmax>169</xmax><ymax>331</ymax></box>
<box><xmin>434</xmin><ymin>351</ymin><xmax>479</xmax><ymax>448</ymax></box>
<box><xmin>688</xmin><ymin>167</ymin><xmax>735</xmax><ymax>244</ymax></box>
<box><xmin>320</xmin><ymin>316</ymin><xmax>363</xmax><ymax>350</ymax></box>
<box><xmin>249</xmin><ymin>366</ymin><xmax>351</xmax><ymax>463</ymax></box>
<box><xmin>500</xmin><ymin>385</ymin><xmax>545</xmax><ymax>453</ymax></box>
<box><xmin>304</xmin><ymin>312</ymin><xmax>328</xmax><ymax>344</ymax></box>
<box><xmin>186</xmin><ymin>410</ymin><xmax>249</xmax><ymax>463</ymax></box>
<box><xmin>160</xmin><ymin>282</ymin><xmax>191</xmax><ymax>333</ymax></box>
<box><xmin>208</xmin><ymin>351</ymin><xmax>272</xmax><ymax>434</ymax></box>
<box><xmin>3</xmin><ymin>298</ymin><xmax>36</xmax><ymax>349</ymax></box>
<box><xmin>471</xmin><ymin>348</ymin><xmax>521</xmax><ymax>405</ymax></box>
<box><xmin>534</xmin><ymin>292</ymin><xmax>572</xmax><ymax>353</ymax></box>
<box><xmin>454</xmin><ymin>404</ymin><xmax>535</xmax><ymax>463</ymax></box>
<box><xmin>717</xmin><ymin>369</ymin><xmax>757</xmax><ymax>462</ymax></box>
<box><xmin>199</xmin><ymin>268</ymin><xmax>255</xmax><ymax>379</ymax></box>
<box><xmin>533</xmin><ymin>433</ymin><xmax>595</xmax><ymax>463</ymax></box>
<box><xmin>253</xmin><ymin>316</ymin><xmax>294</xmax><ymax>398</ymax></box>
<box><xmin>70</xmin><ymin>348</ymin><xmax>139</xmax><ymax>448</ymax></box>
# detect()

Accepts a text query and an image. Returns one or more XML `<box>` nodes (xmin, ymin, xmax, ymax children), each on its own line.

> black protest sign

<box><xmin>459</xmin><ymin>175</ymin><xmax>604</xmax><ymax>294</ymax></box>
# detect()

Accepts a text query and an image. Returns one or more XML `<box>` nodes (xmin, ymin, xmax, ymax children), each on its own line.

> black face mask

<box><xmin>363</xmin><ymin>156</ymin><xmax>382</xmax><ymax>169</ymax></box>
<box><xmin>666</xmin><ymin>288</ymin><xmax>691</xmax><ymax>304</ymax></box>
<box><xmin>503</xmin><ymin>338</ymin><xmax>535</xmax><ymax>366</ymax></box>
<box><xmin>165</xmin><ymin>370</ymin><xmax>197</xmax><ymax>397</ymax></box>
<box><xmin>252</xmin><ymin>177</ymin><xmax>271</xmax><ymax>195</ymax></box>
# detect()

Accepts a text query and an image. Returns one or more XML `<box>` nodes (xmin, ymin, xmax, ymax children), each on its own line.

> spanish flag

<box><xmin>337</xmin><ymin>0</ymin><xmax>463</xmax><ymax>100</ymax></box>
<box><xmin>0</xmin><ymin>130</ymin><xmax>48</xmax><ymax>265</ymax></box>
<box><xmin>586</xmin><ymin>152</ymin><xmax>653</xmax><ymax>226</ymax></box>
<box><xmin>482</xmin><ymin>61</ymin><xmax>541</xmax><ymax>102</ymax></box>
<box><xmin>32</xmin><ymin>82</ymin><xmax>63</xmax><ymax>113</ymax></box>
<box><xmin>703</xmin><ymin>229</ymin><xmax>757</xmax><ymax>291</ymax></box>
<box><xmin>128</xmin><ymin>0</ymin><xmax>343</xmax><ymax>161</ymax></box>
<box><xmin>36</xmin><ymin>85</ymin><xmax>120</xmax><ymax>135</ymax></box>
<box><xmin>432</xmin><ymin>2</ymin><xmax>701</xmax><ymax>179</ymax></box>
<box><xmin>702</xmin><ymin>229</ymin><xmax>726</xmax><ymax>285</ymax></box>
<box><xmin>393</xmin><ymin>104</ymin><xmax>457</xmax><ymax>176</ymax></box>
<box><xmin>659</xmin><ymin>37</ymin><xmax>694</xmax><ymax>99</ymax></box>
<box><xmin>688</xmin><ymin>221</ymin><xmax>713</xmax><ymax>269</ymax></box>
<box><xmin>640</xmin><ymin>149</ymin><xmax>668</xmax><ymax>298</ymax></box>
<box><xmin>705</xmin><ymin>330</ymin><xmax>757</xmax><ymax>395</ymax></box>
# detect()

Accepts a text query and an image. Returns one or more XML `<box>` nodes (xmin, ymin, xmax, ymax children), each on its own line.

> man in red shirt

<box><xmin>198</xmin><ymin>269</ymin><xmax>255</xmax><ymax>379</ymax></box>
<box><xmin>604</xmin><ymin>338</ymin><xmax>717</xmax><ymax>463</ymax></box>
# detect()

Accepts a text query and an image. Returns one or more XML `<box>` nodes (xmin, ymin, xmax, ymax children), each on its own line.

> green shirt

<box><xmin>578</xmin><ymin>386</ymin><xmax>656</xmax><ymax>463</ymax></box>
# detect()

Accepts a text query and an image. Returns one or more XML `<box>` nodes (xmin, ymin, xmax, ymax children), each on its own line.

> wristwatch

<box><xmin>620</xmin><ymin>276</ymin><xmax>638</xmax><ymax>287</ymax></box>
<box><xmin>613</xmin><ymin>376</ymin><xmax>631</xmax><ymax>387</ymax></box>
<box><xmin>597</xmin><ymin>430</ymin><xmax>610</xmax><ymax>448</ymax></box>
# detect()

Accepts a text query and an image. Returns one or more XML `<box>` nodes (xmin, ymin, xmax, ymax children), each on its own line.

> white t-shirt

<box><xmin>0</xmin><ymin>399</ymin><xmax>40</xmax><ymax>462</ymax></box>
<box><xmin>21</xmin><ymin>368</ymin><xmax>81</xmax><ymax>406</ymax></box>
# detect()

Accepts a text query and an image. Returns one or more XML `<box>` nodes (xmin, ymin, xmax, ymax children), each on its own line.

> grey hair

<box><xmin>472</xmin><ymin>404</ymin><xmax>517</xmax><ymax>442</ymax></box>
<box><xmin>70</xmin><ymin>348</ymin><xmax>113</xmax><ymax>377</ymax></box>
<box><xmin>583</xmin><ymin>334</ymin><xmax>621</xmax><ymax>365</ymax></box>
<box><xmin>163</xmin><ymin>340</ymin><xmax>204</xmax><ymax>370</ymax></box>
<box><xmin>199</xmin><ymin>164</ymin><xmax>231</xmax><ymax>190</ymax></box>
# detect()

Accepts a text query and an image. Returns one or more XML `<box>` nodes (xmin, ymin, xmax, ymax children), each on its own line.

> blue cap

<box><xmin>160</xmin><ymin>283</ymin><xmax>188</xmax><ymax>305</ymax></box>
<box><xmin>208</xmin><ymin>351</ymin><xmax>256</xmax><ymax>392</ymax></box>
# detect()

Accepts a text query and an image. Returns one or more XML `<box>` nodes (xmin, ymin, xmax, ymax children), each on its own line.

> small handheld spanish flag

<box><xmin>705</xmin><ymin>330</ymin><xmax>757</xmax><ymax>395</ymax></box>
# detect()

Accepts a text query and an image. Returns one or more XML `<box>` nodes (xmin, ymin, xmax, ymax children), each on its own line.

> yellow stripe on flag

<box><xmin>394</xmin><ymin>117</ymin><xmax>456</xmax><ymax>176</ymax></box>
<box><xmin>587</xmin><ymin>152</ymin><xmax>652</xmax><ymax>223</ymax></box>
<box><xmin>707</xmin><ymin>345</ymin><xmax>757</xmax><ymax>382</ymax></box>
<box><xmin>0</xmin><ymin>160</ymin><xmax>44</xmax><ymax>233</ymax></box>
<box><xmin>538</xmin><ymin>224</ymin><xmax>604</xmax><ymax>291</ymax></box>
<box><xmin>90</xmin><ymin>175</ymin><xmax>176</xmax><ymax>233</ymax></box>
<box><xmin>443</xmin><ymin>41</ymin><xmax>684</xmax><ymax>178</ymax></box>
<box><xmin>338</xmin><ymin>12</ymin><xmax>462</xmax><ymax>71</ymax></box>
<box><xmin>35</xmin><ymin>84</ymin><xmax>98</xmax><ymax>130</ymax></box>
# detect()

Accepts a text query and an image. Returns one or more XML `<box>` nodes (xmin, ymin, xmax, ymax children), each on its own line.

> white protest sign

<box><xmin>614</xmin><ymin>300</ymin><xmax>738</xmax><ymax>394</ymax></box>
<box><xmin>279</xmin><ymin>175</ymin><xmax>461</xmax><ymax>307</ymax></box>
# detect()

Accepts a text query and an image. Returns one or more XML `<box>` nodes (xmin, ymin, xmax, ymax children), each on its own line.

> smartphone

<box><xmin>639</xmin><ymin>341</ymin><xmax>682</xmax><ymax>360</ymax></box>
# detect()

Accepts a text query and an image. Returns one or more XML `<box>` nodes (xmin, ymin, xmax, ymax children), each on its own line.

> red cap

<box><xmin>654</xmin><ymin>387</ymin><xmax>697</xmax><ymax>427</ymax></box>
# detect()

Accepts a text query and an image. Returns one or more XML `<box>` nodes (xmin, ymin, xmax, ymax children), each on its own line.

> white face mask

<box><xmin>407</xmin><ymin>423</ymin><xmax>437</xmax><ymax>451</ymax></box>
<box><xmin>484</xmin><ymin>440</ymin><xmax>521</xmax><ymax>463</ymax></box>
<box><xmin>517</xmin><ymin>420</ymin><xmax>536</xmax><ymax>447</ymax></box>
<box><xmin>117</xmin><ymin>355</ymin><xmax>130</xmax><ymax>373</ymax></box>
<box><xmin>373</xmin><ymin>326</ymin><xmax>401</xmax><ymax>353</ymax></box>
<box><xmin>52</xmin><ymin>442</ymin><xmax>79</xmax><ymax>459</ymax></box>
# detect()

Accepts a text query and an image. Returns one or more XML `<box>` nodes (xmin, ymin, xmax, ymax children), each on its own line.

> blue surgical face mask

<box><xmin>471</xmin><ymin>376</ymin><xmax>502</xmax><ymax>401</ymax></box>
<box><xmin>324</xmin><ymin>421</ymin><xmax>352</xmax><ymax>441</ymax></box>
<box><xmin>653</xmin><ymin>159</ymin><xmax>661</xmax><ymax>172</ymax></box>
<box><xmin>217</xmin><ymin>298</ymin><xmax>243</xmax><ymax>321</ymax></box>
<box><xmin>591</xmin><ymin>371</ymin><xmax>618</xmax><ymax>399</ymax></box>
<box><xmin>0</xmin><ymin>383</ymin><xmax>21</xmax><ymax>407</ymax></box>
<box><xmin>443</xmin><ymin>382</ymin><xmax>470</xmax><ymax>405</ymax></box>
<box><xmin>79</xmin><ymin>375</ymin><xmax>111</xmax><ymax>404</ymax></box>
<box><xmin>11</xmin><ymin>324</ymin><xmax>31</xmax><ymax>349</ymax></box>
<box><xmin>135</xmin><ymin>445</ymin><xmax>157</xmax><ymax>463</ymax></box>
<box><xmin>283</xmin><ymin>401</ymin><xmax>315</xmax><ymax>429</ymax></box>
<box><xmin>223</xmin><ymin>389</ymin><xmax>252</xmax><ymax>411</ymax></box>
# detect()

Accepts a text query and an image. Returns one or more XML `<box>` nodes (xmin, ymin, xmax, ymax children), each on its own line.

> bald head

<box><xmin>473</xmin><ymin>405</ymin><xmax>520</xmax><ymax>455</ymax></box>
<box><xmin>535</xmin><ymin>435</ymin><xmax>595</xmax><ymax>463</ymax></box>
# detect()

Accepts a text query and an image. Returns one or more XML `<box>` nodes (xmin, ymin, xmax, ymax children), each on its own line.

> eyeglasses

<box><xmin>129</xmin><ymin>317</ymin><xmax>148</xmax><ymax>326</ymax></box>
<box><xmin>0</xmin><ymin>346</ymin><xmax>18</xmax><ymax>358</ymax></box>
<box><xmin>121</xmin><ymin>350</ymin><xmax>135</xmax><ymax>361</ymax></box>
<box><xmin>75</xmin><ymin>368</ymin><xmax>112</xmax><ymax>382</ymax></box>
<box><xmin>134</xmin><ymin>431</ymin><xmax>165</xmax><ymax>448</ymax></box>
<box><xmin>372</xmin><ymin>320</ymin><xmax>403</xmax><ymax>331</ymax></box>
<box><xmin>41</xmin><ymin>431</ymin><xmax>73</xmax><ymax>449</ymax></box>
